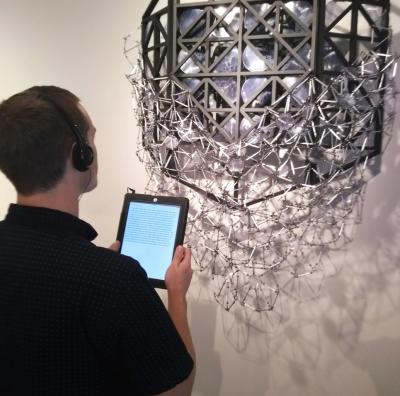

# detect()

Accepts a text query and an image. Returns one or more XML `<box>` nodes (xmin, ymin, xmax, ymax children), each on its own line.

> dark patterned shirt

<box><xmin>0</xmin><ymin>204</ymin><xmax>193</xmax><ymax>395</ymax></box>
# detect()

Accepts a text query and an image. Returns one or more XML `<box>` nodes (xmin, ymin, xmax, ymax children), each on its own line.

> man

<box><xmin>0</xmin><ymin>86</ymin><xmax>195</xmax><ymax>395</ymax></box>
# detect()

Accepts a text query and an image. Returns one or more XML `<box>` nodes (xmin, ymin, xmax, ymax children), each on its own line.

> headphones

<box><xmin>41</xmin><ymin>96</ymin><xmax>94</xmax><ymax>172</ymax></box>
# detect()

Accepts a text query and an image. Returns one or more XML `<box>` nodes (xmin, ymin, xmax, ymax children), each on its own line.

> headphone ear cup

<box><xmin>72</xmin><ymin>143</ymin><xmax>94</xmax><ymax>172</ymax></box>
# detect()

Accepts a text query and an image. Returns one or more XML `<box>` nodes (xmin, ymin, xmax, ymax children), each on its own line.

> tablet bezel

<box><xmin>117</xmin><ymin>193</ymin><xmax>189</xmax><ymax>289</ymax></box>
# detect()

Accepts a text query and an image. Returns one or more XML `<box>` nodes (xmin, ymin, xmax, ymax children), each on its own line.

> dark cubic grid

<box><xmin>140</xmin><ymin>0</ymin><xmax>391</xmax><ymax>206</ymax></box>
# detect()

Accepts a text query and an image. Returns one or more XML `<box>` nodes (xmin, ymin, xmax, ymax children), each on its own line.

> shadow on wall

<box><xmin>343</xmin><ymin>338</ymin><xmax>400</xmax><ymax>396</ymax></box>
<box><xmin>190</xmin><ymin>28</ymin><xmax>400</xmax><ymax>395</ymax></box>
<box><xmin>392</xmin><ymin>3</ymin><xmax>400</xmax><ymax>16</ymax></box>
<box><xmin>355</xmin><ymin>31</ymin><xmax>400</xmax><ymax>247</ymax></box>
<box><xmin>320</xmin><ymin>208</ymin><xmax>400</xmax><ymax>396</ymax></box>
<box><xmin>213</xmin><ymin>123</ymin><xmax>400</xmax><ymax>396</ymax></box>
<box><xmin>321</xmin><ymin>117</ymin><xmax>400</xmax><ymax>396</ymax></box>
<box><xmin>191</xmin><ymin>300</ymin><xmax>223</xmax><ymax>396</ymax></box>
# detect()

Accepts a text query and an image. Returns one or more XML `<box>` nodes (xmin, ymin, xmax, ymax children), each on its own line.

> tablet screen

<box><xmin>120</xmin><ymin>201</ymin><xmax>181</xmax><ymax>281</ymax></box>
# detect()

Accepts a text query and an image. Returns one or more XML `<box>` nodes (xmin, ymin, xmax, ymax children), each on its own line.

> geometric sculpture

<box><xmin>125</xmin><ymin>0</ymin><xmax>397</xmax><ymax>312</ymax></box>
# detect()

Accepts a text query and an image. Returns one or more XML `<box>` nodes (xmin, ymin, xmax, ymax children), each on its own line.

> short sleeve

<box><xmin>82</xmin><ymin>261</ymin><xmax>194</xmax><ymax>395</ymax></box>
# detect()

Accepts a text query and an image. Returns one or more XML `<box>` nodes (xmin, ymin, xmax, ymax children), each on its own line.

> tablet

<box><xmin>117</xmin><ymin>193</ymin><xmax>189</xmax><ymax>288</ymax></box>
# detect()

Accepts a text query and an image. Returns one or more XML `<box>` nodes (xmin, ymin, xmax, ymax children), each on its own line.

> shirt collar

<box><xmin>4</xmin><ymin>204</ymin><xmax>98</xmax><ymax>241</ymax></box>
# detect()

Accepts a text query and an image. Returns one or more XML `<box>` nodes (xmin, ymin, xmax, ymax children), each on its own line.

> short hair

<box><xmin>0</xmin><ymin>86</ymin><xmax>89</xmax><ymax>194</ymax></box>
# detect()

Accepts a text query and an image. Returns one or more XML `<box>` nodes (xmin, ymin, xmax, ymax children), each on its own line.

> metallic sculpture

<box><xmin>125</xmin><ymin>0</ymin><xmax>397</xmax><ymax>311</ymax></box>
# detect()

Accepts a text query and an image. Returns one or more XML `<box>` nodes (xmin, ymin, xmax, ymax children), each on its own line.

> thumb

<box><xmin>108</xmin><ymin>241</ymin><xmax>121</xmax><ymax>252</ymax></box>
<box><xmin>172</xmin><ymin>245</ymin><xmax>184</xmax><ymax>263</ymax></box>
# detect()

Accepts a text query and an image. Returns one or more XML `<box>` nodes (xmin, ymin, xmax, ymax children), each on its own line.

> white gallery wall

<box><xmin>1</xmin><ymin>1</ymin><xmax>400</xmax><ymax>395</ymax></box>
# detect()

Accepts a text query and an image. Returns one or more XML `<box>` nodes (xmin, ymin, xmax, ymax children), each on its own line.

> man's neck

<box><xmin>17</xmin><ymin>185</ymin><xmax>80</xmax><ymax>217</ymax></box>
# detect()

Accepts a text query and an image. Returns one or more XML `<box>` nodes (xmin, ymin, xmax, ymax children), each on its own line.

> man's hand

<box><xmin>108</xmin><ymin>241</ymin><xmax>120</xmax><ymax>252</ymax></box>
<box><xmin>165</xmin><ymin>246</ymin><xmax>192</xmax><ymax>297</ymax></box>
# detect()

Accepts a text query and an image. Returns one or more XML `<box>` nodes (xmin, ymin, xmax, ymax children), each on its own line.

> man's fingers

<box><xmin>165</xmin><ymin>246</ymin><xmax>193</xmax><ymax>295</ymax></box>
<box><xmin>108</xmin><ymin>241</ymin><xmax>120</xmax><ymax>252</ymax></box>
<box><xmin>172</xmin><ymin>245</ymin><xmax>185</xmax><ymax>263</ymax></box>
<box><xmin>182</xmin><ymin>248</ymin><xmax>191</xmax><ymax>267</ymax></box>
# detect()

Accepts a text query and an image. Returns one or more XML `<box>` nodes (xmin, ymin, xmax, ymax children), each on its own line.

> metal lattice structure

<box><xmin>125</xmin><ymin>0</ymin><xmax>397</xmax><ymax>312</ymax></box>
